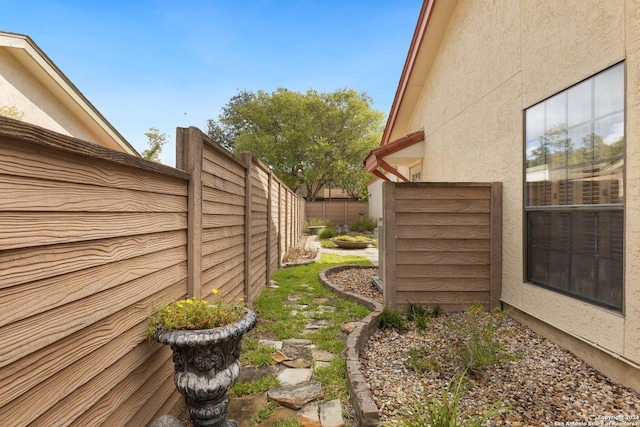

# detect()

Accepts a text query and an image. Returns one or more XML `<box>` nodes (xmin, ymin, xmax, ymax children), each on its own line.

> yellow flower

<box><xmin>238</xmin><ymin>297</ymin><xmax>245</xmax><ymax>302</ymax></box>
<box><xmin>186</xmin><ymin>299</ymin><xmax>193</xmax><ymax>305</ymax></box>
<box><xmin>212</xmin><ymin>289</ymin><xmax>220</xmax><ymax>295</ymax></box>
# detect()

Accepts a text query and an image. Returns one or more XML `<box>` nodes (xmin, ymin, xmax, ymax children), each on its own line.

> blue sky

<box><xmin>1</xmin><ymin>1</ymin><xmax>422</xmax><ymax>165</ymax></box>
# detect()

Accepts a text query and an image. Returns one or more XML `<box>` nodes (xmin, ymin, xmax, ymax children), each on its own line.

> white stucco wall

<box><xmin>0</xmin><ymin>49</ymin><xmax>116</xmax><ymax>150</ymax></box>
<box><xmin>400</xmin><ymin>0</ymin><xmax>638</xmax><ymax>364</ymax></box>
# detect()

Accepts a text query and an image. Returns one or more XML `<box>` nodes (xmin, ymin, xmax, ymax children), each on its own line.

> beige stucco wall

<box><xmin>403</xmin><ymin>0</ymin><xmax>638</xmax><ymax>365</ymax></box>
<box><xmin>0</xmin><ymin>49</ymin><xmax>108</xmax><ymax>147</ymax></box>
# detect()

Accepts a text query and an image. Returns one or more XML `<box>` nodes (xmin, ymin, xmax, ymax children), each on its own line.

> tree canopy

<box><xmin>141</xmin><ymin>127</ymin><xmax>168</xmax><ymax>162</ymax></box>
<box><xmin>207</xmin><ymin>88</ymin><xmax>384</xmax><ymax>201</ymax></box>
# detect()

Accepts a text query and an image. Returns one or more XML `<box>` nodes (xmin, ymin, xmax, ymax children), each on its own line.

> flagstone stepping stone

<box><xmin>277</xmin><ymin>367</ymin><xmax>312</xmax><ymax>386</ymax></box>
<box><xmin>238</xmin><ymin>365</ymin><xmax>278</xmax><ymax>383</ymax></box>
<box><xmin>339</xmin><ymin>322</ymin><xmax>358</xmax><ymax>333</ymax></box>
<box><xmin>312</xmin><ymin>298</ymin><xmax>329</xmax><ymax>304</ymax></box>
<box><xmin>297</xmin><ymin>402</ymin><xmax>320</xmax><ymax>427</ymax></box>
<box><xmin>288</xmin><ymin>295</ymin><xmax>301</xmax><ymax>302</ymax></box>
<box><xmin>280</xmin><ymin>343</ymin><xmax>311</xmax><ymax>361</ymax></box>
<box><xmin>267</xmin><ymin>381</ymin><xmax>323</xmax><ymax>409</ymax></box>
<box><xmin>256</xmin><ymin>406</ymin><xmax>298</xmax><ymax>427</ymax></box>
<box><xmin>319</xmin><ymin>399</ymin><xmax>345</xmax><ymax>427</ymax></box>
<box><xmin>288</xmin><ymin>304</ymin><xmax>309</xmax><ymax>310</ymax></box>
<box><xmin>311</xmin><ymin>349</ymin><xmax>335</xmax><ymax>363</ymax></box>
<box><xmin>271</xmin><ymin>351</ymin><xmax>289</xmax><ymax>363</ymax></box>
<box><xmin>301</xmin><ymin>310</ymin><xmax>320</xmax><ymax>318</ymax></box>
<box><xmin>258</xmin><ymin>339</ymin><xmax>283</xmax><ymax>350</ymax></box>
<box><xmin>318</xmin><ymin>305</ymin><xmax>338</xmax><ymax>312</ymax></box>
<box><xmin>268</xmin><ymin>280</ymin><xmax>279</xmax><ymax>288</ymax></box>
<box><xmin>282</xmin><ymin>358</ymin><xmax>312</xmax><ymax>368</ymax></box>
<box><xmin>303</xmin><ymin>319</ymin><xmax>332</xmax><ymax>333</ymax></box>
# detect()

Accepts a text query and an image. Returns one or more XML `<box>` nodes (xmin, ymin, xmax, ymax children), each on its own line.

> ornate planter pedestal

<box><xmin>153</xmin><ymin>309</ymin><xmax>257</xmax><ymax>427</ymax></box>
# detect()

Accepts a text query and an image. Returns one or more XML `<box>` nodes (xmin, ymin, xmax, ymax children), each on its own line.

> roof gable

<box><xmin>0</xmin><ymin>31</ymin><xmax>138</xmax><ymax>155</ymax></box>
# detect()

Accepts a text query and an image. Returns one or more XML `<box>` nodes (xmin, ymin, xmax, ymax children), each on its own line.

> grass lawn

<box><xmin>232</xmin><ymin>253</ymin><xmax>372</xmax><ymax>424</ymax></box>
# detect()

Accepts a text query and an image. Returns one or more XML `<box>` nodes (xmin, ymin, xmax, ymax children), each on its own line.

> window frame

<box><xmin>523</xmin><ymin>61</ymin><xmax>626</xmax><ymax>312</ymax></box>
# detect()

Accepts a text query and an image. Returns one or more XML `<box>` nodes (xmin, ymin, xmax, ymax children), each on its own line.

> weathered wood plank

<box><xmin>396</xmin><ymin>238</ymin><xmax>490</xmax><ymax>252</ymax></box>
<box><xmin>203</xmin><ymin>186</ymin><xmax>245</xmax><ymax>207</ymax></box>
<box><xmin>202</xmin><ymin>234</ymin><xmax>245</xmax><ymax>257</ymax></box>
<box><xmin>396</xmin><ymin>251</ymin><xmax>490</xmax><ymax>265</ymax></box>
<box><xmin>0</xmin><ymin>139</ymin><xmax>188</xmax><ymax>196</ymax></box>
<box><xmin>0</xmin><ymin>263</ymin><xmax>187</xmax><ymax>369</ymax></box>
<box><xmin>0</xmin><ymin>174</ymin><xmax>186</xmax><ymax>212</ymax></box>
<box><xmin>396</xmin><ymin>264</ymin><xmax>490</xmax><ymax>278</ymax></box>
<box><xmin>203</xmin><ymin>212</ymin><xmax>246</xmax><ymax>228</ymax></box>
<box><xmin>0</xmin><ymin>212</ymin><xmax>187</xmax><ymax>251</ymax></box>
<box><xmin>396</xmin><ymin>225</ymin><xmax>490</xmax><ymax>239</ymax></box>
<box><xmin>27</xmin><ymin>336</ymin><xmax>164</xmax><ymax>427</ymax></box>
<box><xmin>0</xmin><ymin>117</ymin><xmax>190</xmax><ymax>181</ymax></box>
<box><xmin>396</xmin><ymin>291</ymin><xmax>489</xmax><ymax>306</ymax></box>
<box><xmin>69</xmin><ymin>349</ymin><xmax>173</xmax><ymax>427</ymax></box>
<box><xmin>202</xmin><ymin>172</ymin><xmax>245</xmax><ymax>195</ymax></box>
<box><xmin>396</xmin><ymin>277</ymin><xmax>490</xmax><ymax>292</ymax></box>
<box><xmin>396</xmin><ymin>198</ymin><xmax>491</xmax><ymax>213</ymax></box>
<box><xmin>117</xmin><ymin>369</ymin><xmax>177</xmax><ymax>427</ymax></box>
<box><xmin>395</xmin><ymin>184</ymin><xmax>491</xmax><ymax>200</ymax></box>
<box><xmin>202</xmin><ymin>242</ymin><xmax>245</xmax><ymax>272</ymax></box>
<box><xmin>0</xmin><ymin>245</ymin><xmax>186</xmax><ymax>327</ymax></box>
<box><xmin>0</xmin><ymin>278</ymin><xmax>184</xmax><ymax>410</ymax></box>
<box><xmin>397</xmin><ymin>212</ymin><xmax>490</xmax><ymax>226</ymax></box>
<box><xmin>203</xmin><ymin>201</ymin><xmax>246</xmax><ymax>216</ymax></box>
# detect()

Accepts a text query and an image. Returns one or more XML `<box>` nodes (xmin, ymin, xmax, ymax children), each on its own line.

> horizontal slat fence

<box><xmin>0</xmin><ymin>118</ymin><xmax>304</xmax><ymax>426</ymax></box>
<box><xmin>382</xmin><ymin>182</ymin><xmax>502</xmax><ymax>312</ymax></box>
<box><xmin>176</xmin><ymin>127</ymin><xmax>305</xmax><ymax>307</ymax></box>
<box><xmin>305</xmin><ymin>200</ymin><xmax>368</xmax><ymax>226</ymax></box>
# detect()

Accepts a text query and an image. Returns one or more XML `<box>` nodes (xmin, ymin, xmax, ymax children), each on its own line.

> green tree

<box><xmin>207</xmin><ymin>88</ymin><xmax>384</xmax><ymax>201</ymax></box>
<box><xmin>141</xmin><ymin>127</ymin><xmax>168</xmax><ymax>162</ymax></box>
<box><xmin>0</xmin><ymin>105</ymin><xmax>24</xmax><ymax>120</ymax></box>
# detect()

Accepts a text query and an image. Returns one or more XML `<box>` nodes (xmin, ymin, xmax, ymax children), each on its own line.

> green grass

<box><xmin>237</xmin><ymin>253</ymin><xmax>372</xmax><ymax>419</ymax></box>
<box><xmin>229</xmin><ymin>375</ymin><xmax>280</xmax><ymax>396</ymax></box>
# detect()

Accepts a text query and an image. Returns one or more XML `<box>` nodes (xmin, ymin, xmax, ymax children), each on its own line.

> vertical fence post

<box><xmin>490</xmin><ymin>182</ymin><xmax>503</xmax><ymax>310</ymax></box>
<box><xmin>266</xmin><ymin>170</ymin><xmax>273</xmax><ymax>285</ymax></box>
<box><xmin>240</xmin><ymin>152</ymin><xmax>253</xmax><ymax>305</ymax></box>
<box><xmin>383</xmin><ymin>181</ymin><xmax>397</xmax><ymax>309</ymax></box>
<box><xmin>176</xmin><ymin>127</ymin><xmax>203</xmax><ymax>298</ymax></box>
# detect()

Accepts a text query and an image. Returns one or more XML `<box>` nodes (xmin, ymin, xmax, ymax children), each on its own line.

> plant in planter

<box><xmin>147</xmin><ymin>289</ymin><xmax>257</xmax><ymax>427</ymax></box>
<box><xmin>330</xmin><ymin>234</ymin><xmax>374</xmax><ymax>249</ymax></box>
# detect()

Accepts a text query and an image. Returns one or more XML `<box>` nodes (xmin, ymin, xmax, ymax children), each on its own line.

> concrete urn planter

<box><xmin>331</xmin><ymin>238</ymin><xmax>374</xmax><ymax>249</ymax></box>
<box><xmin>153</xmin><ymin>309</ymin><xmax>257</xmax><ymax>427</ymax></box>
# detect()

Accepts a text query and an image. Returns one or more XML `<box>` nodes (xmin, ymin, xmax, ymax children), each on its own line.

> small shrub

<box><xmin>406</xmin><ymin>302</ymin><xmax>430</xmax><ymax>321</ymax></box>
<box><xmin>282</xmin><ymin>247</ymin><xmax>318</xmax><ymax>263</ymax></box>
<box><xmin>349</xmin><ymin>215</ymin><xmax>378</xmax><ymax>232</ymax></box>
<box><xmin>383</xmin><ymin>372</ymin><xmax>509</xmax><ymax>427</ymax></box>
<box><xmin>319</xmin><ymin>227</ymin><xmax>336</xmax><ymax>239</ymax></box>
<box><xmin>378</xmin><ymin>308</ymin><xmax>406</xmax><ymax>330</ymax></box>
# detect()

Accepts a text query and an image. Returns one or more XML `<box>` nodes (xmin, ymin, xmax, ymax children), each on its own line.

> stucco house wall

<box><xmin>404</xmin><ymin>0</ymin><xmax>639</xmax><ymax>367</ymax></box>
<box><xmin>0</xmin><ymin>32</ymin><xmax>137</xmax><ymax>154</ymax></box>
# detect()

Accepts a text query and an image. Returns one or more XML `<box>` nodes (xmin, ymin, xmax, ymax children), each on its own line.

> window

<box><xmin>410</xmin><ymin>164</ymin><xmax>422</xmax><ymax>182</ymax></box>
<box><xmin>524</xmin><ymin>62</ymin><xmax>624</xmax><ymax>311</ymax></box>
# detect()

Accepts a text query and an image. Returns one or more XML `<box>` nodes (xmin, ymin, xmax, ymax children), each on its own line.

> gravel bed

<box><xmin>325</xmin><ymin>267</ymin><xmax>382</xmax><ymax>304</ymax></box>
<box><xmin>334</xmin><ymin>268</ymin><xmax>640</xmax><ymax>426</ymax></box>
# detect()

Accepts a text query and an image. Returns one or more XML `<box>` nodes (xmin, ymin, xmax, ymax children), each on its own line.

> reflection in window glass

<box><xmin>524</xmin><ymin>62</ymin><xmax>624</xmax><ymax>311</ymax></box>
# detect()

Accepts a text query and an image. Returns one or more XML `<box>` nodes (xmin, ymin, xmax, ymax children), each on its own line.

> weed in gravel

<box><xmin>378</xmin><ymin>307</ymin><xmax>406</xmax><ymax>330</ymax></box>
<box><xmin>404</xmin><ymin>348</ymin><xmax>441</xmax><ymax>372</ymax></box>
<box><xmin>382</xmin><ymin>372</ymin><xmax>509</xmax><ymax>427</ymax></box>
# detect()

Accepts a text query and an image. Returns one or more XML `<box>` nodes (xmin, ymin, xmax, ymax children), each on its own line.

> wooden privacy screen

<box><xmin>0</xmin><ymin>118</ymin><xmax>304</xmax><ymax>426</ymax></box>
<box><xmin>305</xmin><ymin>200</ymin><xmax>369</xmax><ymax>226</ymax></box>
<box><xmin>382</xmin><ymin>182</ymin><xmax>502</xmax><ymax>312</ymax></box>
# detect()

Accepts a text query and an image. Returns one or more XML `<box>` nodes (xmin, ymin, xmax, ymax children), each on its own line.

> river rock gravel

<box><xmin>331</xmin><ymin>267</ymin><xmax>640</xmax><ymax>426</ymax></box>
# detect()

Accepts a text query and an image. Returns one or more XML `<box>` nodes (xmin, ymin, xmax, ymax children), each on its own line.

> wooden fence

<box><xmin>0</xmin><ymin>118</ymin><xmax>304</xmax><ymax>426</ymax></box>
<box><xmin>305</xmin><ymin>200</ymin><xmax>368</xmax><ymax>226</ymax></box>
<box><xmin>381</xmin><ymin>182</ymin><xmax>502</xmax><ymax>312</ymax></box>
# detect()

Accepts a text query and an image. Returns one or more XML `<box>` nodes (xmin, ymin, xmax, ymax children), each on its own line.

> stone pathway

<box><xmin>253</xmin><ymin>300</ymin><xmax>349</xmax><ymax>427</ymax></box>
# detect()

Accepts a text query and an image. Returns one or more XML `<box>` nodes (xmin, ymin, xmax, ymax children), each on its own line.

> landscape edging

<box><xmin>319</xmin><ymin>265</ymin><xmax>383</xmax><ymax>426</ymax></box>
